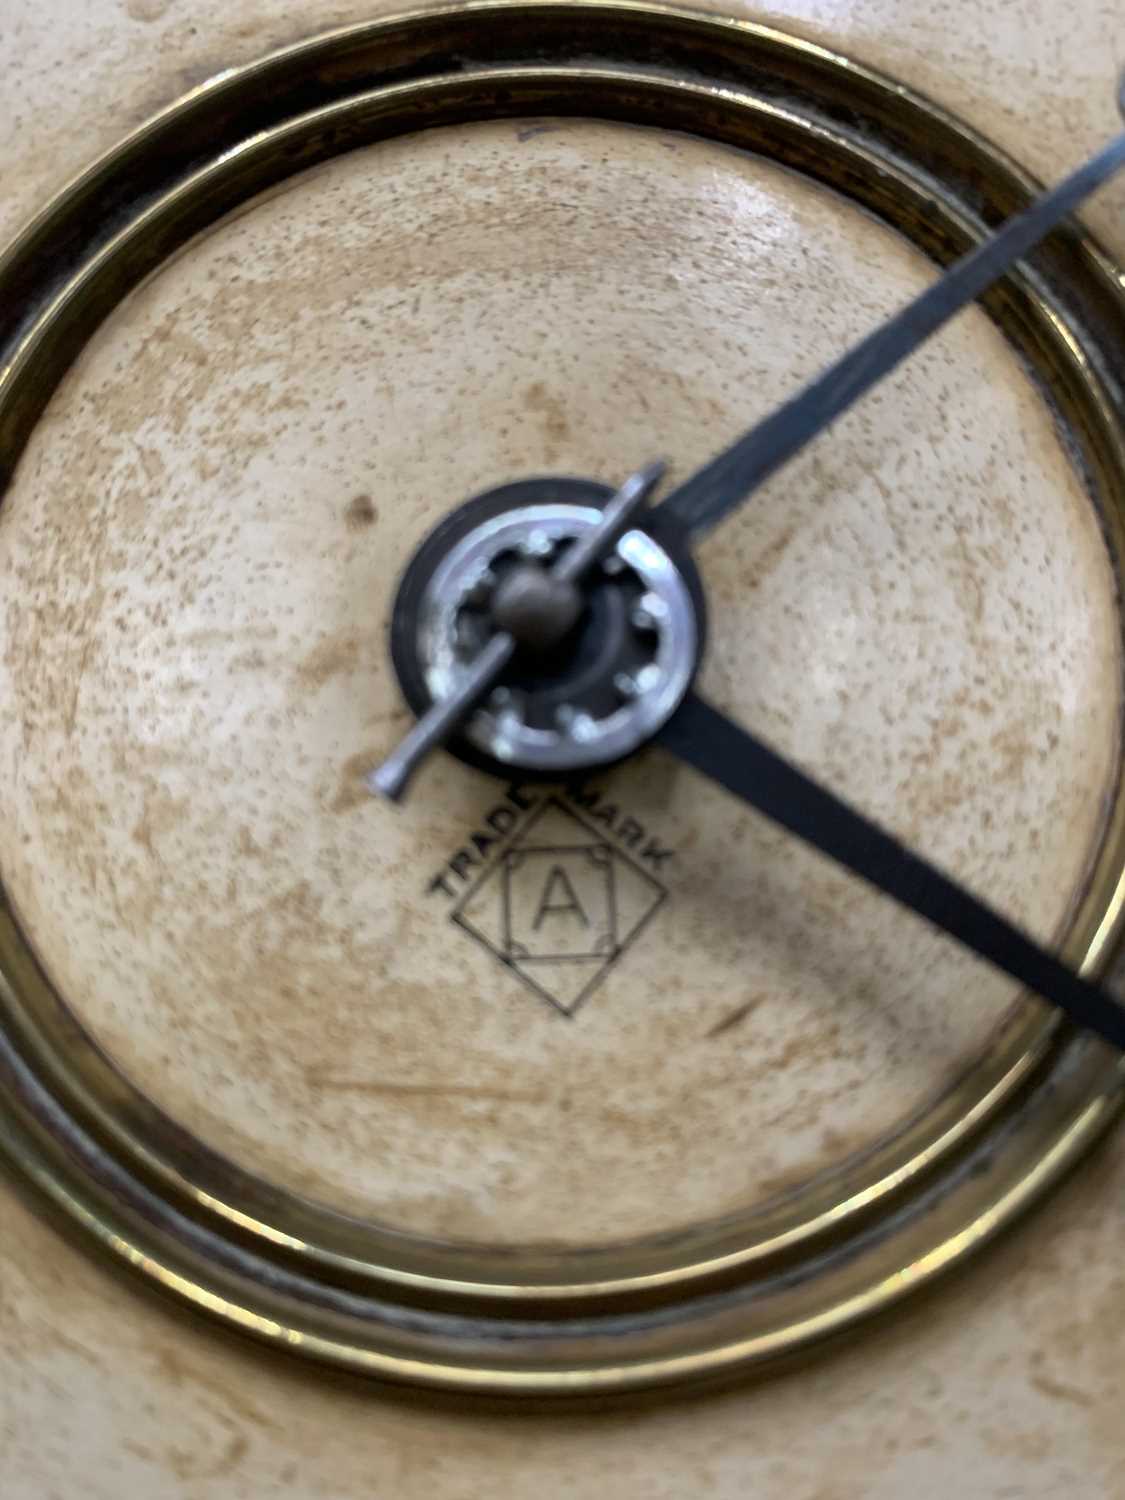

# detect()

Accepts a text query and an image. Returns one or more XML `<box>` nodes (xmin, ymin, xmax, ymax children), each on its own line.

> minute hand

<box><xmin>650</xmin><ymin>122</ymin><xmax>1125</xmax><ymax>542</ymax></box>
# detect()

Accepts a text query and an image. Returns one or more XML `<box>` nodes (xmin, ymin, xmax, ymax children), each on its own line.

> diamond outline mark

<box><xmin>450</xmin><ymin>796</ymin><xmax>668</xmax><ymax>1016</ymax></box>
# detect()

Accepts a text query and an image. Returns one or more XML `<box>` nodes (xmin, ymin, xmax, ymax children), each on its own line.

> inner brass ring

<box><xmin>3</xmin><ymin>1</ymin><xmax>1125</xmax><ymax>1398</ymax></box>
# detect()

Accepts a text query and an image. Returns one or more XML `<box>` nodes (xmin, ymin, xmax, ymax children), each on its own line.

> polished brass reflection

<box><xmin>2</xmin><ymin>2</ymin><xmax>1125</xmax><ymax>1397</ymax></box>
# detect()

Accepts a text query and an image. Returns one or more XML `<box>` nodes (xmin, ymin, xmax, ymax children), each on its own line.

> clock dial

<box><xmin>1</xmin><ymin>5</ymin><xmax>1124</xmax><ymax>1395</ymax></box>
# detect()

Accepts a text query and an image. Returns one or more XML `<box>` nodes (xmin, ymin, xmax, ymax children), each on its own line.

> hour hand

<box><xmin>656</xmin><ymin>692</ymin><xmax>1125</xmax><ymax>1049</ymax></box>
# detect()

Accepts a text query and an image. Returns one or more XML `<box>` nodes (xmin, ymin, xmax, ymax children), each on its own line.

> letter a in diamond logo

<box><xmin>450</xmin><ymin>797</ymin><xmax>667</xmax><ymax>1015</ymax></box>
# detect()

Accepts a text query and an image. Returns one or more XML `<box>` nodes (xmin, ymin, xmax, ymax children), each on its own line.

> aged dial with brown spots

<box><xmin>3</xmin><ymin>2</ymin><xmax>1125</xmax><ymax>1401</ymax></box>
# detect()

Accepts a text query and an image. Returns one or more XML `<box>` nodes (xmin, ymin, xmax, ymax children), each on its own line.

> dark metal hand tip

<box><xmin>648</xmin><ymin>82</ymin><xmax>1125</xmax><ymax>1045</ymax></box>
<box><xmin>369</xmin><ymin>461</ymin><xmax>665</xmax><ymax>802</ymax></box>
<box><xmin>658</xmin><ymin>693</ymin><xmax>1125</xmax><ymax>1051</ymax></box>
<box><xmin>652</xmin><ymin>105</ymin><xmax>1125</xmax><ymax>543</ymax></box>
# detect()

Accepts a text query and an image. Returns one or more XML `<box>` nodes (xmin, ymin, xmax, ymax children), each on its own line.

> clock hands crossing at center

<box><xmin>375</xmin><ymin>83</ymin><xmax>1125</xmax><ymax>1050</ymax></box>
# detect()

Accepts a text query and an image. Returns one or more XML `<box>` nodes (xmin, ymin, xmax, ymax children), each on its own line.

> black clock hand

<box><xmin>656</xmin><ymin>692</ymin><xmax>1125</xmax><ymax>1049</ymax></box>
<box><xmin>373</xmin><ymin>84</ymin><xmax>1125</xmax><ymax>808</ymax></box>
<box><xmin>649</xmin><ymin>110</ymin><xmax>1125</xmax><ymax>543</ymax></box>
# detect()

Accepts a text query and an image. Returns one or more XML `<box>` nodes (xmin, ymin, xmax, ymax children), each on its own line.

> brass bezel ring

<box><xmin>3</xmin><ymin>1</ymin><xmax>1125</xmax><ymax>1398</ymax></box>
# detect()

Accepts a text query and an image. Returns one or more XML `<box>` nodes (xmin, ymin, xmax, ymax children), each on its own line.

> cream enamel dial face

<box><xmin>1</xmin><ymin>4</ymin><xmax>1124</xmax><ymax>1397</ymax></box>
